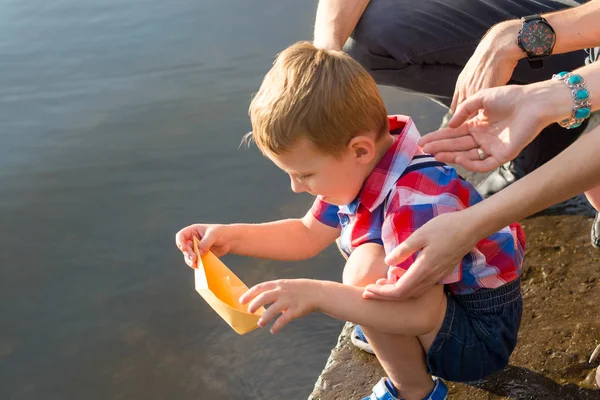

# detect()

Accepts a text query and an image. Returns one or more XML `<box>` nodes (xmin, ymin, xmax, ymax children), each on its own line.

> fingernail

<box><xmin>270</xmin><ymin>328</ymin><xmax>275</xmax><ymax>334</ymax></box>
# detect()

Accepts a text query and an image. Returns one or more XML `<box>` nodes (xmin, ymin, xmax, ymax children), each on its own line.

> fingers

<box><xmin>197</xmin><ymin>229</ymin><xmax>217</xmax><ymax>256</ymax></box>
<box><xmin>176</xmin><ymin>226</ymin><xmax>201</xmax><ymax>268</ymax></box>
<box><xmin>363</xmin><ymin>281</ymin><xmax>396</xmax><ymax>299</ymax></box>
<box><xmin>257</xmin><ymin>301</ymin><xmax>286</xmax><ymax>329</ymax></box>
<box><xmin>430</xmin><ymin>152</ymin><xmax>460</xmax><ymax>164</ymax></box>
<box><xmin>184</xmin><ymin>249</ymin><xmax>197</xmax><ymax>269</ymax></box>
<box><xmin>384</xmin><ymin>235</ymin><xmax>422</xmax><ymax>267</ymax></box>
<box><xmin>270</xmin><ymin>310</ymin><xmax>296</xmax><ymax>334</ymax></box>
<box><xmin>247</xmin><ymin>288</ymin><xmax>279</xmax><ymax>315</ymax></box>
<box><xmin>431</xmin><ymin>148</ymin><xmax>499</xmax><ymax>173</ymax></box>
<box><xmin>454</xmin><ymin>153</ymin><xmax>501</xmax><ymax>173</ymax></box>
<box><xmin>241</xmin><ymin>282</ymin><xmax>299</xmax><ymax>334</ymax></box>
<box><xmin>364</xmin><ymin>257</ymin><xmax>427</xmax><ymax>300</ymax></box>
<box><xmin>239</xmin><ymin>281</ymin><xmax>276</xmax><ymax>306</ymax></box>
<box><xmin>420</xmin><ymin>122</ymin><xmax>471</xmax><ymax>146</ymax></box>
<box><xmin>363</xmin><ymin>281</ymin><xmax>405</xmax><ymax>300</ymax></box>
<box><xmin>448</xmin><ymin>94</ymin><xmax>484</xmax><ymax>128</ymax></box>
<box><xmin>175</xmin><ymin>229</ymin><xmax>189</xmax><ymax>251</ymax></box>
<box><xmin>361</xmin><ymin>290</ymin><xmax>389</xmax><ymax>300</ymax></box>
<box><xmin>422</xmin><ymin>134</ymin><xmax>478</xmax><ymax>155</ymax></box>
<box><xmin>390</xmin><ymin>267</ymin><xmax>432</xmax><ymax>300</ymax></box>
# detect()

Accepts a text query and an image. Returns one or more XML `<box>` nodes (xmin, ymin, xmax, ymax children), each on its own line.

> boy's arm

<box><xmin>316</xmin><ymin>280</ymin><xmax>445</xmax><ymax>335</ymax></box>
<box><xmin>240</xmin><ymin>244</ymin><xmax>443</xmax><ymax>335</ymax></box>
<box><xmin>242</xmin><ymin>277</ymin><xmax>445</xmax><ymax>335</ymax></box>
<box><xmin>225</xmin><ymin>210</ymin><xmax>340</xmax><ymax>260</ymax></box>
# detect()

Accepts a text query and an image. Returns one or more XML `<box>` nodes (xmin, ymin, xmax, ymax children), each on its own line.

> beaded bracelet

<box><xmin>552</xmin><ymin>71</ymin><xmax>592</xmax><ymax>129</ymax></box>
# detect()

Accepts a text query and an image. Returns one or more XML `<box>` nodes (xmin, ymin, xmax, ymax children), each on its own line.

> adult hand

<box><xmin>451</xmin><ymin>20</ymin><xmax>523</xmax><ymax>112</ymax></box>
<box><xmin>421</xmin><ymin>83</ymin><xmax>557</xmax><ymax>172</ymax></box>
<box><xmin>363</xmin><ymin>212</ymin><xmax>480</xmax><ymax>300</ymax></box>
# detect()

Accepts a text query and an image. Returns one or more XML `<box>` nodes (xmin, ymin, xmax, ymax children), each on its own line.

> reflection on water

<box><xmin>0</xmin><ymin>0</ymin><xmax>443</xmax><ymax>399</ymax></box>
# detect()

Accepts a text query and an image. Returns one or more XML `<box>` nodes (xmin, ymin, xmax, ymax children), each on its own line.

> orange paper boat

<box><xmin>193</xmin><ymin>238</ymin><xmax>264</xmax><ymax>334</ymax></box>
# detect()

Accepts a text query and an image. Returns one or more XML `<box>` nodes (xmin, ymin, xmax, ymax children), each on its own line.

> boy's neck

<box><xmin>368</xmin><ymin>133</ymin><xmax>395</xmax><ymax>172</ymax></box>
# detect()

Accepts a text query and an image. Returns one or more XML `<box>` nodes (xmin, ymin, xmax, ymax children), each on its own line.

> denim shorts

<box><xmin>426</xmin><ymin>279</ymin><xmax>523</xmax><ymax>382</ymax></box>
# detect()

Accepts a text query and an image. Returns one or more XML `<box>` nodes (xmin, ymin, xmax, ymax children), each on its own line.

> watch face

<box><xmin>520</xmin><ymin>21</ymin><xmax>555</xmax><ymax>56</ymax></box>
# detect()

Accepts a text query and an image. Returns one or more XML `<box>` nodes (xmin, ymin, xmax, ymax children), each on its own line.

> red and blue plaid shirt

<box><xmin>311</xmin><ymin>115</ymin><xmax>525</xmax><ymax>294</ymax></box>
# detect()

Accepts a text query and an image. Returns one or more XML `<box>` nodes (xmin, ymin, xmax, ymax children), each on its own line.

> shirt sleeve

<box><xmin>310</xmin><ymin>196</ymin><xmax>341</xmax><ymax>228</ymax></box>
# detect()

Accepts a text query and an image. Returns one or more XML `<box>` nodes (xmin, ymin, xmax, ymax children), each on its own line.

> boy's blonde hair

<box><xmin>248</xmin><ymin>41</ymin><xmax>388</xmax><ymax>156</ymax></box>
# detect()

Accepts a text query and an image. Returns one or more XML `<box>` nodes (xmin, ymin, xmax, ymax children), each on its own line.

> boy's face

<box><xmin>267</xmin><ymin>137</ymin><xmax>375</xmax><ymax>206</ymax></box>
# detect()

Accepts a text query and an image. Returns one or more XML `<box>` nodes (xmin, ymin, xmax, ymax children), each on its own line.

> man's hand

<box><xmin>451</xmin><ymin>20</ymin><xmax>523</xmax><ymax>112</ymax></box>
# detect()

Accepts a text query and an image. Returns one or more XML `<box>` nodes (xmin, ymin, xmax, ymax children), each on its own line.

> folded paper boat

<box><xmin>193</xmin><ymin>237</ymin><xmax>265</xmax><ymax>334</ymax></box>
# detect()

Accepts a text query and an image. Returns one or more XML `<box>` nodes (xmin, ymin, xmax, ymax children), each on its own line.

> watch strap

<box><xmin>519</xmin><ymin>14</ymin><xmax>554</xmax><ymax>70</ymax></box>
<box><xmin>527</xmin><ymin>59</ymin><xmax>544</xmax><ymax>69</ymax></box>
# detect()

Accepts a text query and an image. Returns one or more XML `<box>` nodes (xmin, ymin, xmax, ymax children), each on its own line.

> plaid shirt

<box><xmin>311</xmin><ymin>115</ymin><xmax>526</xmax><ymax>294</ymax></box>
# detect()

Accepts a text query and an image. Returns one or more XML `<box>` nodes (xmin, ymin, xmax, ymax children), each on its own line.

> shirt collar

<box><xmin>340</xmin><ymin>115</ymin><xmax>420</xmax><ymax>214</ymax></box>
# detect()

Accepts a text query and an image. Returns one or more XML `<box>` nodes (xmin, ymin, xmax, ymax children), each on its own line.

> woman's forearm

<box><xmin>527</xmin><ymin>59</ymin><xmax>600</xmax><ymax>124</ymax></box>
<box><xmin>467</xmin><ymin>126</ymin><xmax>600</xmax><ymax>239</ymax></box>
<box><xmin>313</xmin><ymin>0</ymin><xmax>370</xmax><ymax>50</ymax></box>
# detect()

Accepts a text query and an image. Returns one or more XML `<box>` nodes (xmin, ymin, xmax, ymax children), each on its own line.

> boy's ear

<box><xmin>348</xmin><ymin>135</ymin><xmax>376</xmax><ymax>163</ymax></box>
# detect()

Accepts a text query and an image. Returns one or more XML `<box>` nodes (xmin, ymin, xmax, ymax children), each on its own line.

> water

<box><xmin>0</xmin><ymin>1</ymin><xmax>444</xmax><ymax>399</ymax></box>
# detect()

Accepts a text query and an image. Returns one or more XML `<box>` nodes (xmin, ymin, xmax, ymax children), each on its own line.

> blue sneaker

<box><xmin>361</xmin><ymin>377</ymin><xmax>448</xmax><ymax>400</ymax></box>
<box><xmin>422</xmin><ymin>379</ymin><xmax>448</xmax><ymax>400</ymax></box>
<box><xmin>351</xmin><ymin>325</ymin><xmax>375</xmax><ymax>354</ymax></box>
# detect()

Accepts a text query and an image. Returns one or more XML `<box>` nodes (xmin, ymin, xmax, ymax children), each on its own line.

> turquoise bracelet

<box><xmin>552</xmin><ymin>71</ymin><xmax>592</xmax><ymax>129</ymax></box>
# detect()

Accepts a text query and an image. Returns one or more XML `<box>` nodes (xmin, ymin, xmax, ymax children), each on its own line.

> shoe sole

<box><xmin>592</xmin><ymin>217</ymin><xmax>600</xmax><ymax>249</ymax></box>
<box><xmin>350</xmin><ymin>333</ymin><xmax>375</xmax><ymax>355</ymax></box>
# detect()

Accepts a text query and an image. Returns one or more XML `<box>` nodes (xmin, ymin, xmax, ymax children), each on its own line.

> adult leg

<box><xmin>345</xmin><ymin>0</ymin><xmax>586</xmax><ymax>105</ymax></box>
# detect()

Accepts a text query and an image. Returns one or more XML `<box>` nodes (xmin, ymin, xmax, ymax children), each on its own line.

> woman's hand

<box><xmin>363</xmin><ymin>212</ymin><xmax>480</xmax><ymax>300</ymax></box>
<box><xmin>421</xmin><ymin>83</ymin><xmax>564</xmax><ymax>172</ymax></box>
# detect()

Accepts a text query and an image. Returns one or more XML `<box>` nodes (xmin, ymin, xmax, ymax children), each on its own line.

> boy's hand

<box><xmin>175</xmin><ymin>224</ymin><xmax>232</xmax><ymax>268</ymax></box>
<box><xmin>240</xmin><ymin>279</ymin><xmax>321</xmax><ymax>334</ymax></box>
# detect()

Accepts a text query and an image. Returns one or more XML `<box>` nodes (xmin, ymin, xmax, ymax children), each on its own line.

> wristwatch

<box><xmin>516</xmin><ymin>14</ymin><xmax>556</xmax><ymax>69</ymax></box>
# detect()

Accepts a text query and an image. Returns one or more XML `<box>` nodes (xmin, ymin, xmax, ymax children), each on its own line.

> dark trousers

<box><xmin>345</xmin><ymin>0</ymin><xmax>590</xmax><ymax>173</ymax></box>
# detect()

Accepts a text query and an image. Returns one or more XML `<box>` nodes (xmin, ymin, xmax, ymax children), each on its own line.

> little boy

<box><xmin>176</xmin><ymin>42</ymin><xmax>525</xmax><ymax>400</ymax></box>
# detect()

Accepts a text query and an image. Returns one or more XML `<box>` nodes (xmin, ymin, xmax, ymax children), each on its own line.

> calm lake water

<box><xmin>0</xmin><ymin>1</ymin><xmax>443</xmax><ymax>398</ymax></box>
